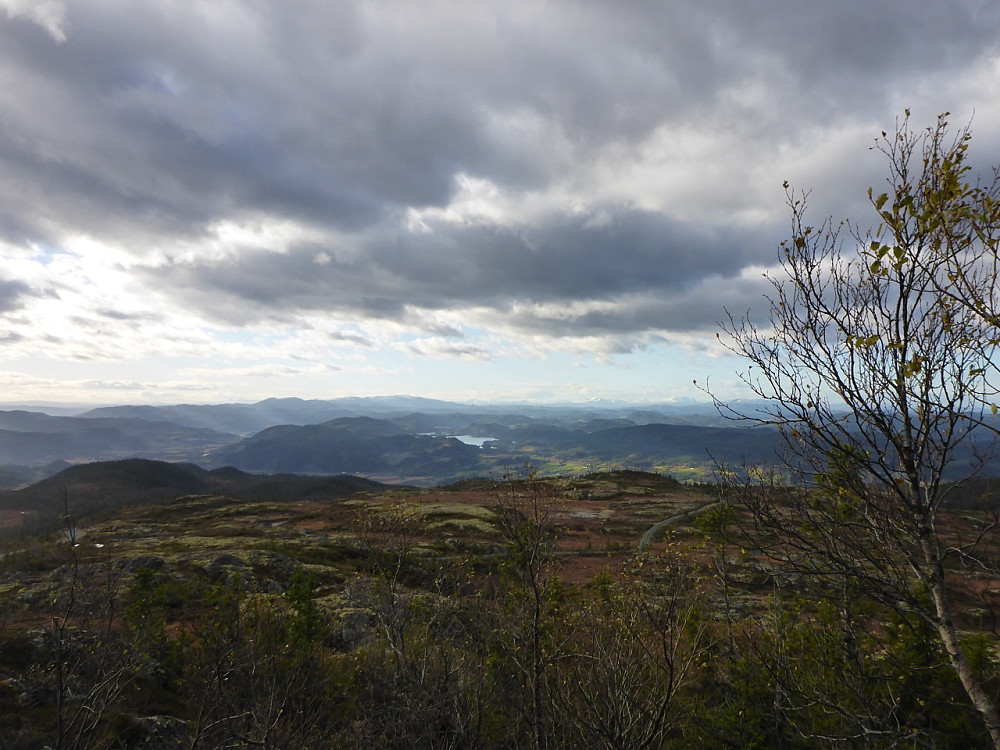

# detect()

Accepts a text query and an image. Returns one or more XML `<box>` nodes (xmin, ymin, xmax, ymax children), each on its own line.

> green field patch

<box><xmin>418</xmin><ymin>502</ymin><xmax>500</xmax><ymax>534</ymax></box>
<box><xmin>427</xmin><ymin>517</ymin><xmax>498</xmax><ymax>534</ymax></box>
<box><xmin>0</xmin><ymin>582</ymin><xmax>20</xmax><ymax>598</ymax></box>
<box><xmin>161</xmin><ymin>534</ymin><xmax>261</xmax><ymax>551</ymax></box>
<box><xmin>259</xmin><ymin>540</ymin><xmax>359</xmax><ymax>569</ymax></box>
<box><xmin>418</xmin><ymin>502</ymin><xmax>496</xmax><ymax>520</ymax></box>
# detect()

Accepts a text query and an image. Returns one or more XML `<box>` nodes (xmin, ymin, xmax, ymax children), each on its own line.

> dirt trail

<box><xmin>639</xmin><ymin>501</ymin><xmax>718</xmax><ymax>549</ymax></box>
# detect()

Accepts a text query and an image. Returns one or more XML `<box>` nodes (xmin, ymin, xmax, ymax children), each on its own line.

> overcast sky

<box><xmin>1</xmin><ymin>0</ymin><xmax>999</xmax><ymax>406</ymax></box>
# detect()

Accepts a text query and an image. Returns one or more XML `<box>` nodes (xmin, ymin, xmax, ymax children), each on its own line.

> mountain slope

<box><xmin>0</xmin><ymin>458</ymin><xmax>391</xmax><ymax>519</ymax></box>
<box><xmin>209</xmin><ymin>417</ymin><xmax>482</xmax><ymax>478</ymax></box>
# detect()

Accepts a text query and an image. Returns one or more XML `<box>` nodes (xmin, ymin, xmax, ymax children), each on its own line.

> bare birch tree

<box><xmin>716</xmin><ymin>114</ymin><xmax>1000</xmax><ymax>747</ymax></box>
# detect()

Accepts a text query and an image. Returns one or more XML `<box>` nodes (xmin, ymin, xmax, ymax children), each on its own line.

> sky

<box><xmin>1</xmin><ymin>0</ymin><xmax>1000</xmax><ymax>407</ymax></box>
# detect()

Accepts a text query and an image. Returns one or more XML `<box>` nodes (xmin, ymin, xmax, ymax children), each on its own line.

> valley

<box><xmin>0</xmin><ymin>397</ymin><xmax>783</xmax><ymax>487</ymax></box>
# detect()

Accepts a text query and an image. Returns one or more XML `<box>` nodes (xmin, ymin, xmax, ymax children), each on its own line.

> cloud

<box><xmin>141</xmin><ymin>204</ymin><xmax>773</xmax><ymax>340</ymax></box>
<box><xmin>5</xmin><ymin>1</ymin><xmax>996</xmax><ymax>249</ymax></box>
<box><xmin>0</xmin><ymin>278</ymin><xmax>30</xmax><ymax>313</ymax></box>
<box><xmin>0</xmin><ymin>0</ymin><xmax>65</xmax><ymax>42</ymax></box>
<box><xmin>181</xmin><ymin>363</ymin><xmax>337</xmax><ymax>380</ymax></box>
<box><xmin>394</xmin><ymin>337</ymin><xmax>495</xmax><ymax>361</ymax></box>
<box><xmin>0</xmin><ymin>0</ymin><xmax>999</xmax><ymax>388</ymax></box>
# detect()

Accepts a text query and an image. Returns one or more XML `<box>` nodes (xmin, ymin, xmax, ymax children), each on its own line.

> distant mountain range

<box><xmin>0</xmin><ymin>395</ymin><xmax>989</xmax><ymax>487</ymax></box>
<box><xmin>0</xmin><ymin>409</ymin><xmax>234</xmax><ymax>463</ymax></box>
<box><xmin>0</xmin><ymin>397</ymin><xmax>781</xmax><ymax>486</ymax></box>
<box><xmin>78</xmin><ymin>396</ymin><xmax>737</xmax><ymax>435</ymax></box>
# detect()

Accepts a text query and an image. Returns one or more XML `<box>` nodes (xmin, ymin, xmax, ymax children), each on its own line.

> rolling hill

<box><xmin>209</xmin><ymin>417</ymin><xmax>483</xmax><ymax>480</ymax></box>
<box><xmin>0</xmin><ymin>458</ymin><xmax>392</xmax><ymax>525</ymax></box>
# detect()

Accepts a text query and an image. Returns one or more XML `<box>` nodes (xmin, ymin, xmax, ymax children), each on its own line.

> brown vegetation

<box><xmin>0</xmin><ymin>466</ymin><xmax>996</xmax><ymax>748</ymax></box>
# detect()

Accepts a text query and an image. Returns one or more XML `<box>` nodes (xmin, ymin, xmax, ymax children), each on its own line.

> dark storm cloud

<box><xmin>0</xmin><ymin>278</ymin><xmax>30</xmax><ymax>313</ymax></box>
<box><xmin>1</xmin><ymin>0</ymin><xmax>999</xmax><ymax>343</ymax></box>
<box><xmin>725</xmin><ymin>0</ymin><xmax>1000</xmax><ymax>86</ymax></box>
<box><xmin>508</xmin><ymin>278</ymin><xmax>776</xmax><ymax>346</ymax></box>
<box><xmin>146</xmin><ymin>205</ymin><xmax>771</xmax><ymax>336</ymax></box>
<box><xmin>95</xmin><ymin>308</ymin><xmax>158</xmax><ymax>322</ymax></box>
